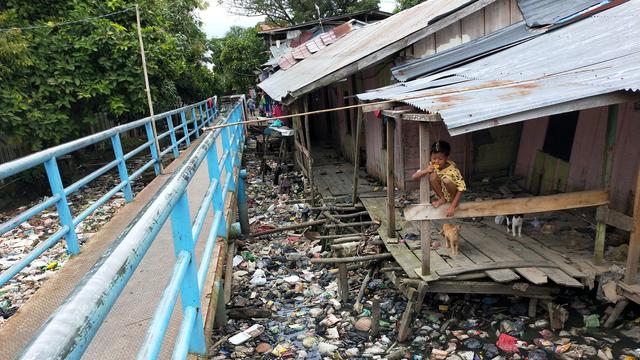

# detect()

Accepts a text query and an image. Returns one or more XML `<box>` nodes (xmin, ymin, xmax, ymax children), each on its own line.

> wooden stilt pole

<box><xmin>624</xmin><ymin>166</ymin><xmax>640</xmax><ymax>284</ymax></box>
<box><xmin>303</xmin><ymin>98</ymin><xmax>315</xmax><ymax>206</ymax></box>
<box><xmin>386</xmin><ymin>117</ymin><xmax>396</xmax><ymax>239</ymax></box>
<box><xmin>352</xmin><ymin>108</ymin><xmax>363</xmax><ymax>206</ymax></box>
<box><xmin>419</xmin><ymin>122</ymin><xmax>431</xmax><ymax>275</ymax></box>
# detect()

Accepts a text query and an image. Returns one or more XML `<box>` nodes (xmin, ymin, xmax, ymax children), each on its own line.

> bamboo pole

<box><xmin>135</xmin><ymin>5</ymin><xmax>163</xmax><ymax>174</ymax></box>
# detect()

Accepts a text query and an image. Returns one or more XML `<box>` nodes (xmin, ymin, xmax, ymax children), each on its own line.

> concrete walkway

<box><xmin>0</xmin><ymin>135</ymin><xmax>225</xmax><ymax>359</ymax></box>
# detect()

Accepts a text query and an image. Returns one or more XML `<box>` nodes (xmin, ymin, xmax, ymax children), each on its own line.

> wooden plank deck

<box><xmin>360</xmin><ymin>196</ymin><xmax>591</xmax><ymax>293</ymax></box>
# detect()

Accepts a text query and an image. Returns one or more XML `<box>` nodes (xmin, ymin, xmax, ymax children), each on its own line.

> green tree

<box><xmin>394</xmin><ymin>0</ymin><xmax>425</xmax><ymax>12</ymax></box>
<box><xmin>210</xmin><ymin>26</ymin><xmax>267</xmax><ymax>95</ymax></box>
<box><xmin>0</xmin><ymin>0</ymin><xmax>218</xmax><ymax>150</ymax></box>
<box><xmin>222</xmin><ymin>0</ymin><xmax>380</xmax><ymax>26</ymax></box>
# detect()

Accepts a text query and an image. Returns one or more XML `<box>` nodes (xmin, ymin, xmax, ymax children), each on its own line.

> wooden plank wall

<box><xmin>516</xmin><ymin>102</ymin><xmax>640</xmax><ymax>214</ymax></box>
<box><xmin>409</xmin><ymin>0</ymin><xmax>522</xmax><ymax>59</ymax></box>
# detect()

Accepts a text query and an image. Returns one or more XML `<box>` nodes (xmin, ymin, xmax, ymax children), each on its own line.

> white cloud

<box><xmin>198</xmin><ymin>1</ymin><xmax>265</xmax><ymax>38</ymax></box>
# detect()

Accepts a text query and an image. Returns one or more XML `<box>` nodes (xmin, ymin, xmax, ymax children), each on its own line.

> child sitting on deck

<box><xmin>411</xmin><ymin>140</ymin><xmax>467</xmax><ymax>217</ymax></box>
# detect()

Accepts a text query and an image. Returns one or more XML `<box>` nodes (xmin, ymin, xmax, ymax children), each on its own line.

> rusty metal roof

<box><xmin>258</xmin><ymin>0</ymin><xmax>482</xmax><ymax>103</ymax></box>
<box><xmin>357</xmin><ymin>0</ymin><xmax>640</xmax><ymax>136</ymax></box>
<box><xmin>516</xmin><ymin>0</ymin><xmax>613</xmax><ymax>27</ymax></box>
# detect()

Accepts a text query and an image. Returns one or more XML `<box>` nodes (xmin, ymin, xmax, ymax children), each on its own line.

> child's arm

<box><xmin>447</xmin><ymin>190</ymin><xmax>464</xmax><ymax>217</ymax></box>
<box><xmin>411</xmin><ymin>164</ymin><xmax>434</xmax><ymax>181</ymax></box>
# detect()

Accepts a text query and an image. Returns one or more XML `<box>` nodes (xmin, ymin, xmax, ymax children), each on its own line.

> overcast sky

<box><xmin>198</xmin><ymin>0</ymin><xmax>398</xmax><ymax>38</ymax></box>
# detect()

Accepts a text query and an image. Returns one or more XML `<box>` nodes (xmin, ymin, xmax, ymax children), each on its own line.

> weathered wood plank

<box><xmin>361</xmin><ymin>101</ymin><xmax>396</xmax><ymax>113</ymax></box>
<box><xmin>461</xmin><ymin>224</ymin><xmax>545</xmax><ymax>284</ymax></box>
<box><xmin>436</xmin><ymin>261</ymin><xmax>558</xmax><ymax>277</ymax></box>
<box><xmin>488</xmin><ymin>229</ymin><xmax>584</xmax><ymax>288</ymax></box>
<box><xmin>453</xmin><ymin>231</ymin><xmax>520</xmax><ymax>283</ymax></box>
<box><xmin>402</xmin><ymin>113</ymin><xmax>442</xmax><ymax>122</ymax></box>
<box><xmin>361</xmin><ymin>198</ymin><xmax>422</xmax><ymax>279</ymax></box>
<box><xmin>483</xmin><ymin>221</ymin><xmax>586</xmax><ymax>279</ymax></box>
<box><xmin>405</xmin><ymin>190</ymin><xmax>609</xmax><ymax>221</ymax></box>
<box><xmin>596</xmin><ymin>206</ymin><xmax>635</xmax><ymax>232</ymax></box>
<box><xmin>424</xmin><ymin>281</ymin><xmax>554</xmax><ymax>298</ymax></box>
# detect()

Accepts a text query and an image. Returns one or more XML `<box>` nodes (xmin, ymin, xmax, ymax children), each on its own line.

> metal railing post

<box><xmin>169</xmin><ymin>193</ymin><xmax>207</xmax><ymax>355</ymax></box>
<box><xmin>237</xmin><ymin>170</ymin><xmax>249</xmax><ymax>235</ymax></box>
<box><xmin>198</xmin><ymin>104</ymin><xmax>206</xmax><ymax>126</ymax></box>
<box><xmin>191</xmin><ymin>107</ymin><xmax>200</xmax><ymax>138</ymax></box>
<box><xmin>111</xmin><ymin>134</ymin><xmax>134</xmax><ymax>202</ymax></box>
<box><xmin>44</xmin><ymin>157</ymin><xmax>80</xmax><ymax>254</ymax></box>
<box><xmin>206</xmin><ymin>143</ymin><xmax>224</xmax><ymax>210</ymax></box>
<box><xmin>180</xmin><ymin>111</ymin><xmax>190</xmax><ymax>147</ymax></box>
<box><xmin>166</xmin><ymin>115</ymin><xmax>180</xmax><ymax>158</ymax></box>
<box><xmin>220</xmin><ymin>127</ymin><xmax>235</xmax><ymax>189</ymax></box>
<box><xmin>145</xmin><ymin>122</ymin><xmax>161</xmax><ymax>175</ymax></box>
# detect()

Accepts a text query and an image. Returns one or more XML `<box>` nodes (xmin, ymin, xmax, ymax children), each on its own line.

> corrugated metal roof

<box><xmin>357</xmin><ymin>0</ymin><xmax>640</xmax><ymax>136</ymax></box>
<box><xmin>391</xmin><ymin>22</ymin><xmax>544</xmax><ymax>82</ymax></box>
<box><xmin>258</xmin><ymin>0</ymin><xmax>479</xmax><ymax>102</ymax></box>
<box><xmin>517</xmin><ymin>0</ymin><xmax>611</xmax><ymax>27</ymax></box>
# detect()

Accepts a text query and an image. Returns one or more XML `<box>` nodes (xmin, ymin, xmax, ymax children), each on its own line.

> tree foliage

<box><xmin>222</xmin><ymin>0</ymin><xmax>380</xmax><ymax>26</ymax></box>
<box><xmin>394</xmin><ymin>0</ymin><xmax>426</xmax><ymax>12</ymax></box>
<box><xmin>0</xmin><ymin>0</ymin><xmax>218</xmax><ymax>150</ymax></box>
<box><xmin>209</xmin><ymin>26</ymin><xmax>267</xmax><ymax>95</ymax></box>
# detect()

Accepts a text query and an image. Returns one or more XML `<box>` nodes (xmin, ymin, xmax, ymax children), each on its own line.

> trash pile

<box><xmin>0</xmin><ymin>157</ymin><xmax>153</xmax><ymax>326</ymax></box>
<box><xmin>210</xmin><ymin>150</ymin><xmax>640</xmax><ymax>359</ymax></box>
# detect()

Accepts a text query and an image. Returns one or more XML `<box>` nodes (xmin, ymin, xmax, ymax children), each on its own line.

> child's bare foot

<box><xmin>431</xmin><ymin>198</ymin><xmax>447</xmax><ymax>208</ymax></box>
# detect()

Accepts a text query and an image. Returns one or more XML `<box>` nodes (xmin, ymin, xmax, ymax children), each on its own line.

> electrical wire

<box><xmin>0</xmin><ymin>7</ymin><xmax>134</xmax><ymax>33</ymax></box>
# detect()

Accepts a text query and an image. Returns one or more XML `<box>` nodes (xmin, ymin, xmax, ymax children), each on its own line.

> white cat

<box><xmin>494</xmin><ymin>215</ymin><xmax>523</xmax><ymax>237</ymax></box>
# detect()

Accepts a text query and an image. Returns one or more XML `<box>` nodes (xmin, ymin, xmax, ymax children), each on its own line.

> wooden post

<box><xmin>419</xmin><ymin>122</ymin><xmax>431</xmax><ymax>275</ymax></box>
<box><xmin>303</xmin><ymin>98</ymin><xmax>316</xmax><ymax>206</ymax></box>
<box><xmin>386</xmin><ymin>117</ymin><xmax>396</xmax><ymax>239</ymax></box>
<box><xmin>624</xmin><ymin>166</ymin><xmax>640</xmax><ymax>285</ymax></box>
<box><xmin>595</xmin><ymin>105</ymin><xmax>618</xmax><ymax>264</ymax></box>
<box><xmin>371</xmin><ymin>298</ymin><xmax>381</xmax><ymax>337</ymax></box>
<box><xmin>351</xmin><ymin>108</ymin><xmax>363</xmax><ymax>206</ymax></box>
<box><xmin>594</xmin><ymin>207</ymin><xmax>607</xmax><ymax>264</ymax></box>
<box><xmin>338</xmin><ymin>263</ymin><xmax>349</xmax><ymax>303</ymax></box>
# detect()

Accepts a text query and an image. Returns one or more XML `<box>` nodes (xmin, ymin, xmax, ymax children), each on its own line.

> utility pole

<box><xmin>136</xmin><ymin>4</ymin><xmax>163</xmax><ymax>173</ymax></box>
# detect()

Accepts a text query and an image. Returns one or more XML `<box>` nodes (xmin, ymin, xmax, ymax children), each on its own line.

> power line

<box><xmin>0</xmin><ymin>7</ymin><xmax>135</xmax><ymax>33</ymax></box>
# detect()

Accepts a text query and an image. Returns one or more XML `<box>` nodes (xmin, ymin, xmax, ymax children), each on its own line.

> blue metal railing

<box><xmin>0</xmin><ymin>97</ymin><xmax>218</xmax><ymax>287</ymax></box>
<box><xmin>16</xmin><ymin>100</ymin><xmax>246</xmax><ymax>359</ymax></box>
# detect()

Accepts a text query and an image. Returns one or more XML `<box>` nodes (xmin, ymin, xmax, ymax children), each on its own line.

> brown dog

<box><xmin>442</xmin><ymin>224</ymin><xmax>462</xmax><ymax>256</ymax></box>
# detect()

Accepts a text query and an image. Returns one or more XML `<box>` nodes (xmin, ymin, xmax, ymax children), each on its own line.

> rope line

<box><xmin>0</xmin><ymin>7</ymin><xmax>134</xmax><ymax>33</ymax></box>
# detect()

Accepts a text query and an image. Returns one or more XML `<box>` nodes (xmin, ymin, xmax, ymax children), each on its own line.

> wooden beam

<box><xmin>596</xmin><ymin>206</ymin><xmax>635</xmax><ymax>232</ymax></box>
<box><xmin>424</xmin><ymin>281</ymin><xmax>555</xmax><ymax>297</ymax></box>
<box><xmin>352</xmin><ymin>107</ymin><xmax>363</xmax><ymax>205</ymax></box>
<box><xmin>382</xmin><ymin>109</ymin><xmax>410</xmax><ymax>119</ymax></box>
<box><xmin>361</xmin><ymin>101</ymin><xmax>396</xmax><ymax>113</ymax></box>
<box><xmin>405</xmin><ymin>190</ymin><xmax>609</xmax><ymax>221</ymax></box>
<box><xmin>386</xmin><ymin>117</ymin><xmax>396</xmax><ymax>238</ymax></box>
<box><xmin>624</xmin><ymin>166</ymin><xmax>640</xmax><ymax>284</ymax></box>
<box><xmin>419</xmin><ymin>122</ymin><xmax>431</xmax><ymax>276</ymax></box>
<box><xmin>402</xmin><ymin>113</ymin><xmax>442</xmax><ymax>122</ymax></box>
<box><xmin>436</xmin><ymin>261</ymin><xmax>559</xmax><ymax>277</ymax></box>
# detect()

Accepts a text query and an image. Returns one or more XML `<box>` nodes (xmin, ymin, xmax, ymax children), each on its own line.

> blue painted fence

<box><xmin>13</xmin><ymin>99</ymin><xmax>246</xmax><ymax>359</ymax></box>
<box><xmin>0</xmin><ymin>97</ymin><xmax>218</xmax><ymax>287</ymax></box>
